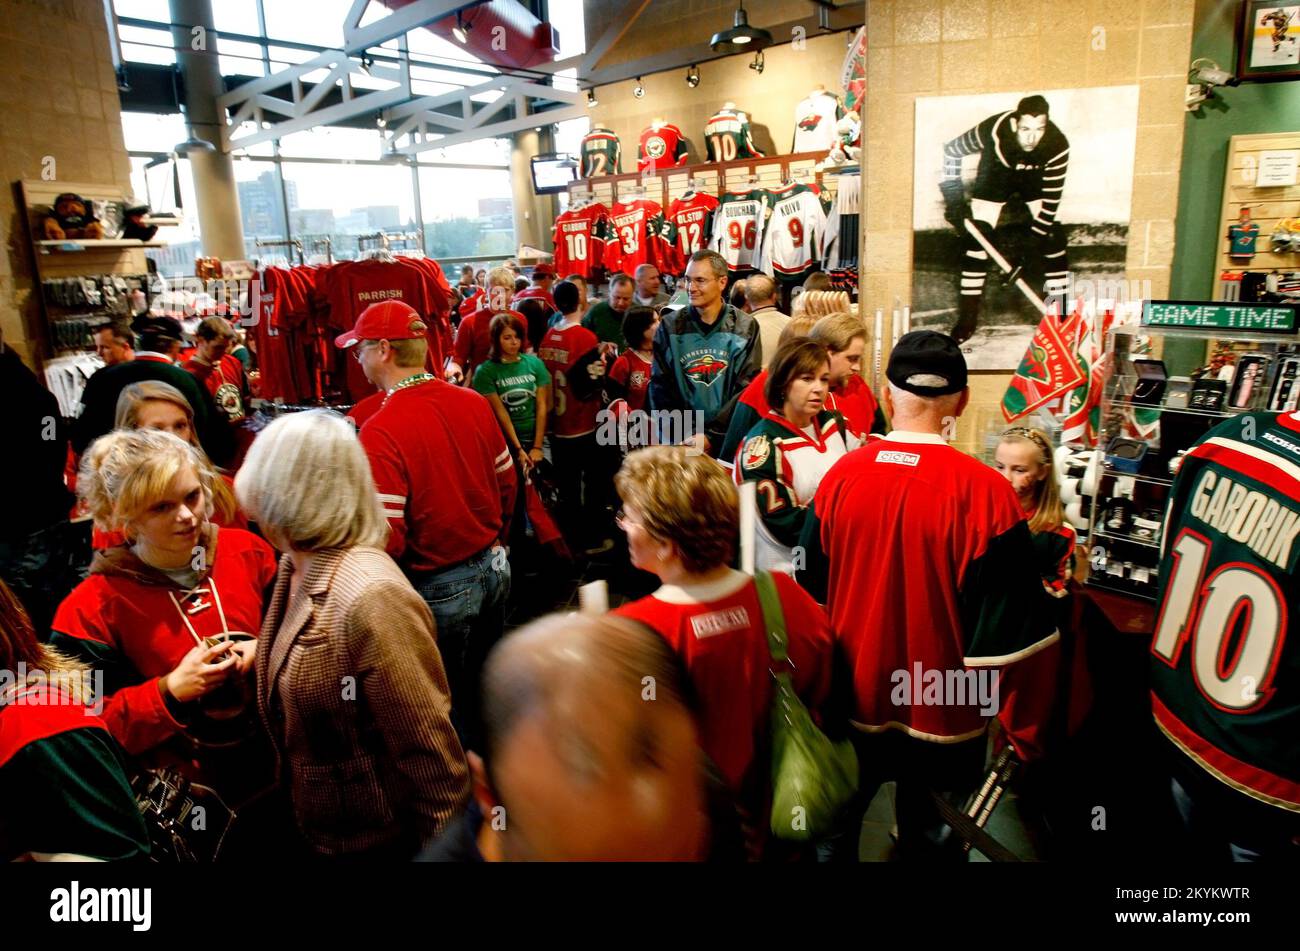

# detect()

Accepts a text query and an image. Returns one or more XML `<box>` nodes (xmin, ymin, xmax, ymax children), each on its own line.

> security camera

<box><xmin>1189</xmin><ymin>58</ymin><xmax>1239</xmax><ymax>87</ymax></box>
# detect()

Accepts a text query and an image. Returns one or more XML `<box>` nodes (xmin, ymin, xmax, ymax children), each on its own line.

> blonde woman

<box><xmin>50</xmin><ymin>429</ymin><xmax>277</xmax><ymax>792</ymax></box>
<box><xmin>235</xmin><ymin>409</ymin><xmax>468</xmax><ymax>857</ymax></box>
<box><xmin>994</xmin><ymin>426</ymin><xmax>1076</xmax><ymax>597</ymax></box>
<box><xmin>109</xmin><ymin>380</ymin><xmax>244</xmax><ymax>536</ymax></box>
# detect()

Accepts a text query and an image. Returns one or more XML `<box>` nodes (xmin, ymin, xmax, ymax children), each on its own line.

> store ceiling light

<box><xmin>685</xmin><ymin>64</ymin><xmax>700</xmax><ymax>88</ymax></box>
<box><xmin>586</xmin><ymin>89</ymin><xmax>598</xmax><ymax>107</ymax></box>
<box><xmin>452</xmin><ymin>11</ymin><xmax>470</xmax><ymax>44</ymax></box>
<box><xmin>633</xmin><ymin>77</ymin><xmax>645</xmax><ymax>99</ymax></box>
<box><xmin>749</xmin><ymin>50</ymin><xmax>764</xmax><ymax>74</ymax></box>
<box><xmin>173</xmin><ymin>135</ymin><xmax>215</xmax><ymax>155</ymax></box>
<box><xmin>710</xmin><ymin>2</ymin><xmax>772</xmax><ymax>51</ymax></box>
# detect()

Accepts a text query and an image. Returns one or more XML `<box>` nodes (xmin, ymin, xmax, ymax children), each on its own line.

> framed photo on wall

<box><xmin>1237</xmin><ymin>2</ymin><xmax>1300</xmax><ymax>81</ymax></box>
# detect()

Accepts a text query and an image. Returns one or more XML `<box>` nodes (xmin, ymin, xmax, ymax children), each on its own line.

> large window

<box><xmin>112</xmin><ymin>0</ymin><xmax>542</xmax><ymax>269</ymax></box>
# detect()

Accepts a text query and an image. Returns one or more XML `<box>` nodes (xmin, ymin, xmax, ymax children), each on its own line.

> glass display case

<box><xmin>1085</xmin><ymin>323</ymin><xmax>1300</xmax><ymax>601</ymax></box>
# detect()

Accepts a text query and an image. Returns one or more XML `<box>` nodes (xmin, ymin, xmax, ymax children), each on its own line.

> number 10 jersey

<box><xmin>1149</xmin><ymin>410</ymin><xmax>1300</xmax><ymax>820</ymax></box>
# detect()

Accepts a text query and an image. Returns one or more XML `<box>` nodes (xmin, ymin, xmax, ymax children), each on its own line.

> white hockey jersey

<box><xmin>758</xmin><ymin>183</ymin><xmax>829</xmax><ymax>282</ymax></box>
<box><xmin>792</xmin><ymin>92</ymin><xmax>845</xmax><ymax>154</ymax></box>
<box><xmin>707</xmin><ymin>189</ymin><xmax>769</xmax><ymax>275</ymax></box>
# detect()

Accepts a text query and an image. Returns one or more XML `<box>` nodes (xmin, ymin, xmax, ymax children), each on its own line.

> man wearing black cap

<box><xmin>798</xmin><ymin>330</ymin><xmax>1059</xmax><ymax>861</ymax></box>
<box><xmin>72</xmin><ymin>315</ymin><xmax>230</xmax><ymax>466</ymax></box>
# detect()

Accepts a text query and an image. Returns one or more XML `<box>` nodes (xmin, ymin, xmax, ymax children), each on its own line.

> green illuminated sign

<box><xmin>1142</xmin><ymin>301</ymin><xmax>1298</xmax><ymax>333</ymax></box>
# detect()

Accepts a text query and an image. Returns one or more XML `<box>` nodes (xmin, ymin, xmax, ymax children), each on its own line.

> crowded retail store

<box><xmin>1</xmin><ymin>0</ymin><xmax>1299</xmax><ymax>888</ymax></box>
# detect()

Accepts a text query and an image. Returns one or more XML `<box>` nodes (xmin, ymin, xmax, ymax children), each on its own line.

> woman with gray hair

<box><xmin>235</xmin><ymin>409</ymin><xmax>468</xmax><ymax>857</ymax></box>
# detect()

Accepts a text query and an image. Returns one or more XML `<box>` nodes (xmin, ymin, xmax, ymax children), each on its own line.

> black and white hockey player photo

<box><xmin>911</xmin><ymin>86</ymin><xmax>1139</xmax><ymax>369</ymax></box>
<box><xmin>1252</xmin><ymin>5</ymin><xmax>1299</xmax><ymax>66</ymax></box>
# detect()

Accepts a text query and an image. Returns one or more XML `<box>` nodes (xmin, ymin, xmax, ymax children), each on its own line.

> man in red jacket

<box><xmin>339</xmin><ymin>300</ymin><xmax>516</xmax><ymax>751</ymax></box>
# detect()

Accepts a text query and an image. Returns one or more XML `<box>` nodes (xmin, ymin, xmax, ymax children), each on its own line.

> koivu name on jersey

<box><xmin>1187</xmin><ymin>469</ymin><xmax>1300</xmax><ymax>570</ymax></box>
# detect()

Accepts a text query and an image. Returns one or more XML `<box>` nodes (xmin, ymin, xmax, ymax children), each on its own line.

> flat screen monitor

<box><xmin>531</xmin><ymin>154</ymin><xmax>578</xmax><ymax>194</ymax></box>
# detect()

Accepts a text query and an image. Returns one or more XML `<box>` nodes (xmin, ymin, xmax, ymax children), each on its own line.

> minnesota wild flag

<box><xmin>1001</xmin><ymin>311</ymin><xmax>1085</xmax><ymax>422</ymax></box>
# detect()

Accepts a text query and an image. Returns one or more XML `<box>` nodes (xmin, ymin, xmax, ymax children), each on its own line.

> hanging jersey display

<box><xmin>1228</xmin><ymin>221</ymin><xmax>1260</xmax><ymax>260</ymax></box>
<box><xmin>580</xmin><ymin>127</ymin><xmax>622</xmax><ymax>178</ymax></box>
<box><xmin>637</xmin><ymin>123</ymin><xmax>690</xmax><ymax>172</ymax></box>
<box><xmin>792</xmin><ymin>92</ymin><xmax>845</xmax><ymax>153</ymax></box>
<box><xmin>704</xmin><ymin>109</ymin><xmax>764</xmax><ymax>162</ymax></box>
<box><xmin>1149</xmin><ymin>411</ymin><xmax>1300</xmax><ymax>819</ymax></box>
<box><xmin>603</xmin><ymin>199</ymin><xmax>674</xmax><ymax>276</ymax></box>
<box><xmin>552</xmin><ymin>202</ymin><xmax>610</xmax><ymax>280</ymax></box>
<box><xmin>708</xmin><ymin>189</ymin><xmax>769</xmax><ymax>275</ymax></box>
<box><xmin>667</xmin><ymin>192</ymin><xmax>720</xmax><ymax>264</ymax></box>
<box><xmin>758</xmin><ymin>182</ymin><xmax>830</xmax><ymax>283</ymax></box>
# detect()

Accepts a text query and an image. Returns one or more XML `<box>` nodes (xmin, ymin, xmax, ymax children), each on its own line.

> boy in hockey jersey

<box><xmin>650</xmin><ymin>250</ymin><xmax>762</xmax><ymax>458</ymax></box>
<box><xmin>539</xmin><ymin>280</ymin><xmax>616</xmax><ymax>555</ymax></box>
<box><xmin>1148</xmin><ymin>410</ymin><xmax>1300</xmax><ymax>859</ymax></box>
<box><xmin>799</xmin><ymin>331</ymin><xmax>1059</xmax><ymax>861</ymax></box>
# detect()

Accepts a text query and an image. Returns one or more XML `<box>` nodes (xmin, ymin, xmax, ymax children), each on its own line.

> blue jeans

<box><xmin>406</xmin><ymin>546</ymin><xmax>511</xmax><ymax>755</ymax></box>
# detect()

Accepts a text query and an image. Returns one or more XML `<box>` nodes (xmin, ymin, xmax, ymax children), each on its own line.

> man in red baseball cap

<box><xmin>337</xmin><ymin>299</ymin><xmax>517</xmax><ymax>751</ymax></box>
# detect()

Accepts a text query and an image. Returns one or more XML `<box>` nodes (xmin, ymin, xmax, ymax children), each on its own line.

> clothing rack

<box><xmin>254</xmin><ymin>238</ymin><xmax>305</xmax><ymax>266</ymax></box>
<box><xmin>308</xmin><ymin>237</ymin><xmax>333</xmax><ymax>264</ymax></box>
<box><xmin>356</xmin><ymin>231</ymin><xmax>422</xmax><ymax>253</ymax></box>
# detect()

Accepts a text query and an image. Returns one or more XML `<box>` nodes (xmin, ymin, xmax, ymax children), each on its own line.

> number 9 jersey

<box><xmin>1149</xmin><ymin>410</ymin><xmax>1300</xmax><ymax>822</ymax></box>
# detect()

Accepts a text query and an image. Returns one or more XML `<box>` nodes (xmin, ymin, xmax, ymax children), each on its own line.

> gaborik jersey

<box><xmin>638</xmin><ymin>123</ymin><xmax>689</xmax><ymax>172</ymax></box>
<box><xmin>552</xmin><ymin>202</ymin><xmax>610</xmax><ymax>280</ymax></box>
<box><xmin>580</xmin><ymin>127</ymin><xmax>621</xmax><ymax>177</ymax></box>
<box><xmin>704</xmin><ymin>109</ymin><xmax>764</xmax><ymax>162</ymax></box>
<box><xmin>1149</xmin><ymin>411</ymin><xmax>1300</xmax><ymax>817</ymax></box>
<box><xmin>603</xmin><ymin>199</ymin><xmax>674</xmax><ymax>275</ymax></box>
<box><xmin>667</xmin><ymin>192</ymin><xmax>720</xmax><ymax>262</ymax></box>
<box><xmin>708</xmin><ymin>190</ymin><xmax>769</xmax><ymax>275</ymax></box>
<box><xmin>757</xmin><ymin>182</ymin><xmax>830</xmax><ymax>283</ymax></box>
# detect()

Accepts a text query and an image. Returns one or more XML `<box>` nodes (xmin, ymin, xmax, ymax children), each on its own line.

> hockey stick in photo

<box><xmin>963</xmin><ymin>746</ymin><xmax>1020</xmax><ymax>851</ymax></box>
<box><xmin>963</xmin><ymin>219</ymin><xmax>1050</xmax><ymax>315</ymax></box>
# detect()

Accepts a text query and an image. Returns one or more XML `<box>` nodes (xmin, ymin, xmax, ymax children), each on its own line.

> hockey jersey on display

<box><xmin>638</xmin><ymin>123</ymin><xmax>689</xmax><ymax>172</ymax></box>
<box><xmin>792</xmin><ymin>91</ymin><xmax>845</xmax><ymax>153</ymax></box>
<box><xmin>758</xmin><ymin>182</ymin><xmax>830</xmax><ymax>283</ymax></box>
<box><xmin>551</xmin><ymin>202</ymin><xmax>610</xmax><ymax>280</ymax></box>
<box><xmin>704</xmin><ymin>108</ymin><xmax>764</xmax><ymax>162</ymax></box>
<box><xmin>580</xmin><ymin>127</ymin><xmax>621</xmax><ymax>178</ymax></box>
<box><xmin>1149</xmin><ymin>411</ymin><xmax>1300</xmax><ymax>818</ymax></box>
<box><xmin>708</xmin><ymin>190</ymin><xmax>769</xmax><ymax>275</ymax></box>
<box><xmin>603</xmin><ymin>199</ymin><xmax>675</xmax><ymax>276</ymax></box>
<box><xmin>667</xmin><ymin>191</ymin><xmax>720</xmax><ymax>264</ymax></box>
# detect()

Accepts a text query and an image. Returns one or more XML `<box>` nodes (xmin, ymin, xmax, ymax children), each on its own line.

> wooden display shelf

<box><xmin>38</xmin><ymin>238</ymin><xmax>167</xmax><ymax>251</ymax></box>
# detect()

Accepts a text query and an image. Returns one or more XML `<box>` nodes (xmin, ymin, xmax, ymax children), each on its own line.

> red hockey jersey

<box><xmin>538</xmin><ymin>322</ymin><xmax>604</xmax><ymax>438</ymax></box>
<box><xmin>615</xmin><ymin>569</ymin><xmax>832</xmax><ymax>793</ymax></box>
<box><xmin>667</xmin><ymin>192</ymin><xmax>720</xmax><ymax>268</ymax></box>
<box><xmin>800</xmin><ymin>432</ymin><xmax>1060</xmax><ymax>757</ymax></box>
<box><xmin>49</xmin><ymin>526</ymin><xmax>277</xmax><ymax>757</ymax></box>
<box><xmin>603</xmin><ymin>199</ymin><xmax>675</xmax><ymax>276</ymax></box>
<box><xmin>552</xmin><ymin>202</ymin><xmax>610</xmax><ymax>281</ymax></box>
<box><xmin>637</xmin><ymin>122</ymin><xmax>690</xmax><ymax>172</ymax></box>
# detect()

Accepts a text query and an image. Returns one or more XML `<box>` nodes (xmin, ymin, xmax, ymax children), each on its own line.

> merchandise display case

<box><xmin>1085</xmin><ymin>320</ymin><xmax>1300</xmax><ymax>601</ymax></box>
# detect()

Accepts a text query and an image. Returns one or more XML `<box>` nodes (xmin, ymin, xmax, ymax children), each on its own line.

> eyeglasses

<box><xmin>353</xmin><ymin>340</ymin><xmax>381</xmax><ymax>362</ymax></box>
<box><xmin>684</xmin><ymin>276</ymin><xmax>717</xmax><ymax>288</ymax></box>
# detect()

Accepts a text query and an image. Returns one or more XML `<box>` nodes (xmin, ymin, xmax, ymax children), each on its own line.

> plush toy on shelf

<box><xmin>42</xmin><ymin>192</ymin><xmax>105</xmax><ymax>241</ymax></box>
<box><xmin>122</xmin><ymin>204</ymin><xmax>158</xmax><ymax>242</ymax></box>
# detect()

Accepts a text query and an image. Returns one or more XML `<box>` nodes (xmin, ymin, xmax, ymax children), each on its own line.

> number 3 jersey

<box><xmin>757</xmin><ymin>182</ymin><xmax>830</xmax><ymax>284</ymax></box>
<box><xmin>603</xmin><ymin>198</ymin><xmax>676</xmax><ymax>276</ymax></box>
<box><xmin>708</xmin><ymin>190</ymin><xmax>769</xmax><ymax>276</ymax></box>
<box><xmin>1149</xmin><ymin>411</ymin><xmax>1300</xmax><ymax>819</ymax></box>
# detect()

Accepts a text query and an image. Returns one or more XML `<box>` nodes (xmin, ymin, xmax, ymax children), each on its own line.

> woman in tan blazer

<box><xmin>235</xmin><ymin>409</ymin><xmax>468</xmax><ymax>858</ymax></box>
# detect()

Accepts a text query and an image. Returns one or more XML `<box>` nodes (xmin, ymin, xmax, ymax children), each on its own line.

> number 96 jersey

<box><xmin>1149</xmin><ymin>410</ymin><xmax>1300</xmax><ymax>820</ymax></box>
<box><xmin>707</xmin><ymin>190</ymin><xmax>769</xmax><ymax>276</ymax></box>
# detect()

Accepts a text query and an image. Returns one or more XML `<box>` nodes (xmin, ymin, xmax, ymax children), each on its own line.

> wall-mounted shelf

<box><xmin>39</xmin><ymin>239</ymin><xmax>167</xmax><ymax>252</ymax></box>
